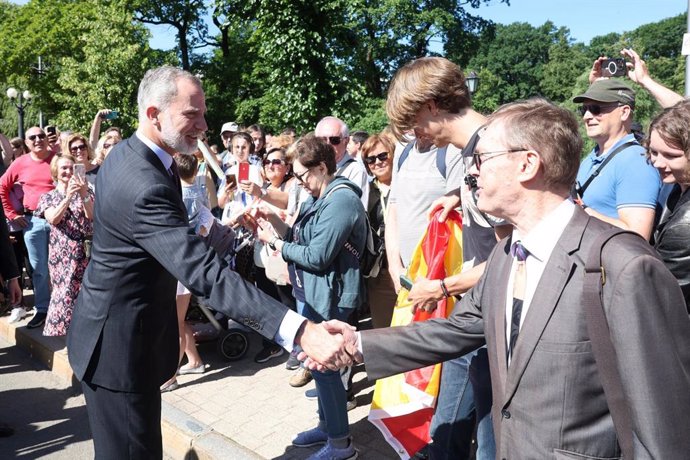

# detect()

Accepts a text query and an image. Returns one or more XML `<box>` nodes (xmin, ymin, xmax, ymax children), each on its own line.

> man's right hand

<box><xmin>12</xmin><ymin>216</ymin><xmax>28</xmax><ymax>228</ymax></box>
<box><xmin>295</xmin><ymin>320</ymin><xmax>357</xmax><ymax>370</ymax></box>
<box><xmin>301</xmin><ymin>320</ymin><xmax>362</xmax><ymax>371</ymax></box>
<box><xmin>427</xmin><ymin>193</ymin><xmax>461</xmax><ymax>223</ymax></box>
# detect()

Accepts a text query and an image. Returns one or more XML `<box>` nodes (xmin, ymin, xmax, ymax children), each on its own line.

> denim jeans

<box><xmin>301</xmin><ymin>301</ymin><xmax>351</xmax><ymax>439</ymax></box>
<box><xmin>429</xmin><ymin>347</ymin><xmax>495</xmax><ymax>460</ymax></box>
<box><xmin>23</xmin><ymin>215</ymin><xmax>51</xmax><ymax>313</ymax></box>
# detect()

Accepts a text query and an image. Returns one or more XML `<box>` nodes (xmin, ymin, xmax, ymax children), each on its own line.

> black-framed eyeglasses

<box><xmin>27</xmin><ymin>133</ymin><xmax>46</xmax><ymax>141</ymax></box>
<box><xmin>578</xmin><ymin>103</ymin><xmax>621</xmax><ymax>117</ymax></box>
<box><xmin>263</xmin><ymin>158</ymin><xmax>285</xmax><ymax>167</ymax></box>
<box><xmin>364</xmin><ymin>152</ymin><xmax>390</xmax><ymax>165</ymax></box>
<box><xmin>473</xmin><ymin>149</ymin><xmax>525</xmax><ymax>169</ymax></box>
<box><xmin>318</xmin><ymin>136</ymin><xmax>342</xmax><ymax>146</ymax></box>
<box><xmin>294</xmin><ymin>168</ymin><xmax>312</xmax><ymax>184</ymax></box>
<box><xmin>70</xmin><ymin>144</ymin><xmax>87</xmax><ymax>153</ymax></box>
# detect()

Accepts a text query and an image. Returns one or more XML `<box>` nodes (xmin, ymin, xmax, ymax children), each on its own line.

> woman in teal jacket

<box><xmin>257</xmin><ymin>134</ymin><xmax>365</xmax><ymax>459</ymax></box>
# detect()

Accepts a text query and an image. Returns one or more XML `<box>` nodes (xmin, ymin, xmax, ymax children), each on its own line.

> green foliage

<box><xmin>53</xmin><ymin>1</ymin><xmax>156</xmax><ymax>136</ymax></box>
<box><xmin>349</xmin><ymin>98</ymin><xmax>389</xmax><ymax>134</ymax></box>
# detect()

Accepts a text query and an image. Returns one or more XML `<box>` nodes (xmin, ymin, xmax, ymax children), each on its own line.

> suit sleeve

<box><xmin>131</xmin><ymin>183</ymin><xmax>290</xmax><ymax>341</ymax></box>
<box><xmin>605</xmin><ymin>246</ymin><xmax>690</xmax><ymax>456</ymax></box>
<box><xmin>0</xmin><ymin>205</ymin><xmax>19</xmax><ymax>280</ymax></box>
<box><xmin>362</xmin><ymin>264</ymin><xmax>487</xmax><ymax>380</ymax></box>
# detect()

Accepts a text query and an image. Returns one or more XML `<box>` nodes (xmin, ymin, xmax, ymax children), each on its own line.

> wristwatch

<box><xmin>268</xmin><ymin>236</ymin><xmax>280</xmax><ymax>251</ymax></box>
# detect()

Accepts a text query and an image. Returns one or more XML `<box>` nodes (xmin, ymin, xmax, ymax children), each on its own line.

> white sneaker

<box><xmin>8</xmin><ymin>307</ymin><xmax>25</xmax><ymax>323</ymax></box>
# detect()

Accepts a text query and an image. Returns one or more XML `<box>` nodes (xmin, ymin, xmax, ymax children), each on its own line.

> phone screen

<box><xmin>73</xmin><ymin>164</ymin><xmax>86</xmax><ymax>181</ymax></box>
<box><xmin>238</xmin><ymin>162</ymin><xmax>250</xmax><ymax>183</ymax></box>
<box><xmin>225</xmin><ymin>173</ymin><xmax>237</xmax><ymax>189</ymax></box>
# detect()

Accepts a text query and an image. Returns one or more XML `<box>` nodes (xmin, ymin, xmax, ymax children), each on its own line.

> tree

<box><xmin>131</xmin><ymin>0</ymin><xmax>208</xmax><ymax>70</ymax></box>
<box><xmin>53</xmin><ymin>1</ymin><xmax>159</xmax><ymax>135</ymax></box>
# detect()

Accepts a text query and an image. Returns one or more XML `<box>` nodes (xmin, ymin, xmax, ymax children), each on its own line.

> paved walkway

<box><xmin>0</xmin><ymin>302</ymin><xmax>400</xmax><ymax>459</ymax></box>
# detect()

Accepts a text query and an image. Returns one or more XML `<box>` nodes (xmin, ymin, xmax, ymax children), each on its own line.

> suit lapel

<box><xmin>500</xmin><ymin>209</ymin><xmax>590</xmax><ymax>406</ymax></box>
<box><xmin>491</xmin><ymin>238</ymin><xmax>513</xmax><ymax>387</ymax></box>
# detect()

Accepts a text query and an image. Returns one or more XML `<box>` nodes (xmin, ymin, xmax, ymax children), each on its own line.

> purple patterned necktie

<box><xmin>508</xmin><ymin>240</ymin><xmax>529</xmax><ymax>363</ymax></box>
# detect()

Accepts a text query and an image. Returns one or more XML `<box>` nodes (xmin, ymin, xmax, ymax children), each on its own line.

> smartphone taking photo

<box><xmin>238</xmin><ymin>162</ymin><xmax>250</xmax><ymax>183</ymax></box>
<box><xmin>400</xmin><ymin>275</ymin><xmax>413</xmax><ymax>291</ymax></box>
<box><xmin>225</xmin><ymin>173</ymin><xmax>237</xmax><ymax>189</ymax></box>
<box><xmin>73</xmin><ymin>163</ymin><xmax>86</xmax><ymax>182</ymax></box>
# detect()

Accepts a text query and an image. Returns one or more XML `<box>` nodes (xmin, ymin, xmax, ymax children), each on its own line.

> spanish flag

<box><xmin>368</xmin><ymin>209</ymin><xmax>463</xmax><ymax>459</ymax></box>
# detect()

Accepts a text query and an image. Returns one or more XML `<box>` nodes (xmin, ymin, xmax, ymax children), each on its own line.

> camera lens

<box><xmin>607</xmin><ymin>62</ymin><xmax>617</xmax><ymax>74</ymax></box>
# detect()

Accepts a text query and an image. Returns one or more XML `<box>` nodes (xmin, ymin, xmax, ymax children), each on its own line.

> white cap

<box><xmin>221</xmin><ymin>122</ymin><xmax>239</xmax><ymax>134</ymax></box>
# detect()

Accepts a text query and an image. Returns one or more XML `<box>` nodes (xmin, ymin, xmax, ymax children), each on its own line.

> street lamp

<box><xmin>6</xmin><ymin>87</ymin><xmax>32</xmax><ymax>139</ymax></box>
<box><xmin>466</xmin><ymin>71</ymin><xmax>480</xmax><ymax>95</ymax></box>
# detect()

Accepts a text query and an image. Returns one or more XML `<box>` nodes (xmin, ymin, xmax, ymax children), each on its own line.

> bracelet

<box><xmin>439</xmin><ymin>278</ymin><xmax>451</xmax><ymax>298</ymax></box>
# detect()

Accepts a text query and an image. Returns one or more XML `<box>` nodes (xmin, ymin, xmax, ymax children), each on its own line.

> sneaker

<box><xmin>286</xmin><ymin>352</ymin><xmax>301</xmax><ymax>370</ymax></box>
<box><xmin>305</xmin><ymin>387</ymin><xmax>318</xmax><ymax>400</ymax></box>
<box><xmin>8</xmin><ymin>307</ymin><xmax>25</xmax><ymax>324</ymax></box>
<box><xmin>306</xmin><ymin>438</ymin><xmax>358</xmax><ymax>460</ymax></box>
<box><xmin>254</xmin><ymin>346</ymin><xmax>284</xmax><ymax>364</ymax></box>
<box><xmin>26</xmin><ymin>312</ymin><xmax>46</xmax><ymax>329</ymax></box>
<box><xmin>346</xmin><ymin>394</ymin><xmax>357</xmax><ymax>412</ymax></box>
<box><xmin>289</xmin><ymin>367</ymin><xmax>312</xmax><ymax>387</ymax></box>
<box><xmin>292</xmin><ymin>426</ymin><xmax>328</xmax><ymax>448</ymax></box>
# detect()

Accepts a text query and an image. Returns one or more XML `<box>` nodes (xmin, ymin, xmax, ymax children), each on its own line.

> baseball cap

<box><xmin>572</xmin><ymin>79</ymin><xmax>635</xmax><ymax>108</ymax></box>
<box><xmin>221</xmin><ymin>122</ymin><xmax>239</xmax><ymax>134</ymax></box>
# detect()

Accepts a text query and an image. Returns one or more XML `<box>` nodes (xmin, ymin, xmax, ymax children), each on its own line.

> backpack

<box><xmin>397</xmin><ymin>142</ymin><xmax>448</xmax><ymax>178</ymax></box>
<box><xmin>325</xmin><ymin>184</ymin><xmax>384</xmax><ymax>279</ymax></box>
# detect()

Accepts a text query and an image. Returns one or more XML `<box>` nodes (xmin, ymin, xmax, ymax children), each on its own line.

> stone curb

<box><xmin>0</xmin><ymin>314</ymin><xmax>263</xmax><ymax>460</ymax></box>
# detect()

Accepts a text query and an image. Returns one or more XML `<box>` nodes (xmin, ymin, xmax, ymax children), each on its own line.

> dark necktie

<box><xmin>508</xmin><ymin>240</ymin><xmax>529</xmax><ymax>363</ymax></box>
<box><xmin>168</xmin><ymin>161</ymin><xmax>182</xmax><ymax>196</ymax></box>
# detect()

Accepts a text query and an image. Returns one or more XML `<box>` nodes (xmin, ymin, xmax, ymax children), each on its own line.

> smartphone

<box><xmin>238</xmin><ymin>162</ymin><xmax>250</xmax><ymax>183</ymax></box>
<box><xmin>104</xmin><ymin>110</ymin><xmax>119</xmax><ymax>120</ymax></box>
<box><xmin>400</xmin><ymin>275</ymin><xmax>413</xmax><ymax>291</ymax></box>
<box><xmin>601</xmin><ymin>58</ymin><xmax>627</xmax><ymax>77</ymax></box>
<box><xmin>46</xmin><ymin>125</ymin><xmax>56</xmax><ymax>136</ymax></box>
<box><xmin>73</xmin><ymin>163</ymin><xmax>86</xmax><ymax>181</ymax></box>
<box><xmin>225</xmin><ymin>173</ymin><xmax>237</xmax><ymax>189</ymax></box>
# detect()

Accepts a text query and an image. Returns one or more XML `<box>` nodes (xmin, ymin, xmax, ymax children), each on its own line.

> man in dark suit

<box><xmin>0</xmin><ymin>205</ymin><xmax>21</xmax><ymax>437</ymax></box>
<box><xmin>67</xmin><ymin>67</ymin><xmax>351</xmax><ymax>459</ymax></box>
<box><xmin>323</xmin><ymin>98</ymin><xmax>690</xmax><ymax>458</ymax></box>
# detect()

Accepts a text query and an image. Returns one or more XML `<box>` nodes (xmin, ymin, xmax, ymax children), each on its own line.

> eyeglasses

<box><xmin>364</xmin><ymin>152</ymin><xmax>390</xmax><ymax>165</ymax></box>
<box><xmin>27</xmin><ymin>134</ymin><xmax>46</xmax><ymax>141</ymax></box>
<box><xmin>294</xmin><ymin>168</ymin><xmax>312</xmax><ymax>184</ymax></box>
<box><xmin>103</xmin><ymin>143</ymin><xmax>115</xmax><ymax>149</ymax></box>
<box><xmin>473</xmin><ymin>149</ymin><xmax>525</xmax><ymax>169</ymax></box>
<box><xmin>318</xmin><ymin>136</ymin><xmax>342</xmax><ymax>146</ymax></box>
<box><xmin>70</xmin><ymin>144</ymin><xmax>87</xmax><ymax>153</ymax></box>
<box><xmin>578</xmin><ymin>103</ymin><xmax>621</xmax><ymax>117</ymax></box>
<box><xmin>263</xmin><ymin>158</ymin><xmax>285</xmax><ymax>167</ymax></box>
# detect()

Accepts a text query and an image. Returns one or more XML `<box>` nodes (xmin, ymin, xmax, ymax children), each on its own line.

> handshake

<box><xmin>296</xmin><ymin>319</ymin><xmax>363</xmax><ymax>371</ymax></box>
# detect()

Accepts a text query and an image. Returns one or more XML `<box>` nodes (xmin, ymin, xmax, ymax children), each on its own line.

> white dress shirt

<box><xmin>505</xmin><ymin>199</ymin><xmax>576</xmax><ymax>353</ymax></box>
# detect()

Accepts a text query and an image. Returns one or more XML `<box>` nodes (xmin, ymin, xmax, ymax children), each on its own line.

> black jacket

<box><xmin>653</xmin><ymin>184</ymin><xmax>690</xmax><ymax>311</ymax></box>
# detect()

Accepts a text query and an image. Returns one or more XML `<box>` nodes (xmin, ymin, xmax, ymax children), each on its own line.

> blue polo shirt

<box><xmin>576</xmin><ymin>134</ymin><xmax>660</xmax><ymax>219</ymax></box>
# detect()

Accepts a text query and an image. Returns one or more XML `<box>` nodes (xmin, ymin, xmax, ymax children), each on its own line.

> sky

<box><xmin>8</xmin><ymin>0</ymin><xmax>689</xmax><ymax>50</ymax></box>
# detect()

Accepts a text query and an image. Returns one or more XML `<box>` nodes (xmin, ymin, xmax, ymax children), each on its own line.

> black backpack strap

<box><xmin>583</xmin><ymin>228</ymin><xmax>640</xmax><ymax>458</ymax></box>
<box><xmin>576</xmin><ymin>141</ymin><xmax>638</xmax><ymax>198</ymax></box>
<box><xmin>436</xmin><ymin>145</ymin><xmax>447</xmax><ymax>179</ymax></box>
<box><xmin>397</xmin><ymin>141</ymin><xmax>415</xmax><ymax>172</ymax></box>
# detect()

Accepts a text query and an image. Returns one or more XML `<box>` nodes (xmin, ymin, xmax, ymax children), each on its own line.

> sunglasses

<box><xmin>318</xmin><ymin>136</ymin><xmax>342</xmax><ymax>146</ymax></box>
<box><xmin>364</xmin><ymin>152</ymin><xmax>390</xmax><ymax>165</ymax></box>
<box><xmin>103</xmin><ymin>143</ymin><xmax>115</xmax><ymax>149</ymax></box>
<box><xmin>473</xmin><ymin>149</ymin><xmax>525</xmax><ymax>169</ymax></box>
<box><xmin>70</xmin><ymin>144</ymin><xmax>87</xmax><ymax>153</ymax></box>
<box><xmin>28</xmin><ymin>133</ymin><xmax>47</xmax><ymax>141</ymax></box>
<box><xmin>578</xmin><ymin>103</ymin><xmax>621</xmax><ymax>117</ymax></box>
<box><xmin>262</xmin><ymin>158</ymin><xmax>285</xmax><ymax>167</ymax></box>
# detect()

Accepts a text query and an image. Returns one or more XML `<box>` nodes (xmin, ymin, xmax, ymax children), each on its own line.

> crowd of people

<box><xmin>0</xmin><ymin>45</ymin><xmax>689</xmax><ymax>459</ymax></box>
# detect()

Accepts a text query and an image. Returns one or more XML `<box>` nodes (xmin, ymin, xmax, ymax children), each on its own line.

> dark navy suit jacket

<box><xmin>67</xmin><ymin>135</ymin><xmax>288</xmax><ymax>392</ymax></box>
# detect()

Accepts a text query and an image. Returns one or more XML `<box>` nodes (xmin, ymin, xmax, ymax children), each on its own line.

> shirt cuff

<box><xmin>274</xmin><ymin>309</ymin><xmax>307</xmax><ymax>353</ymax></box>
<box><xmin>356</xmin><ymin>331</ymin><xmax>363</xmax><ymax>356</ymax></box>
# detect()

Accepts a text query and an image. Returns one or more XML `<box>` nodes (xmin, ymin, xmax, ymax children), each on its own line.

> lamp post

<box><xmin>6</xmin><ymin>88</ymin><xmax>32</xmax><ymax>139</ymax></box>
<box><xmin>466</xmin><ymin>70</ymin><xmax>480</xmax><ymax>95</ymax></box>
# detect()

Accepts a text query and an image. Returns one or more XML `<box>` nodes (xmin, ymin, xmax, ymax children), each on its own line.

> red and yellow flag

<box><xmin>368</xmin><ymin>210</ymin><xmax>463</xmax><ymax>459</ymax></box>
